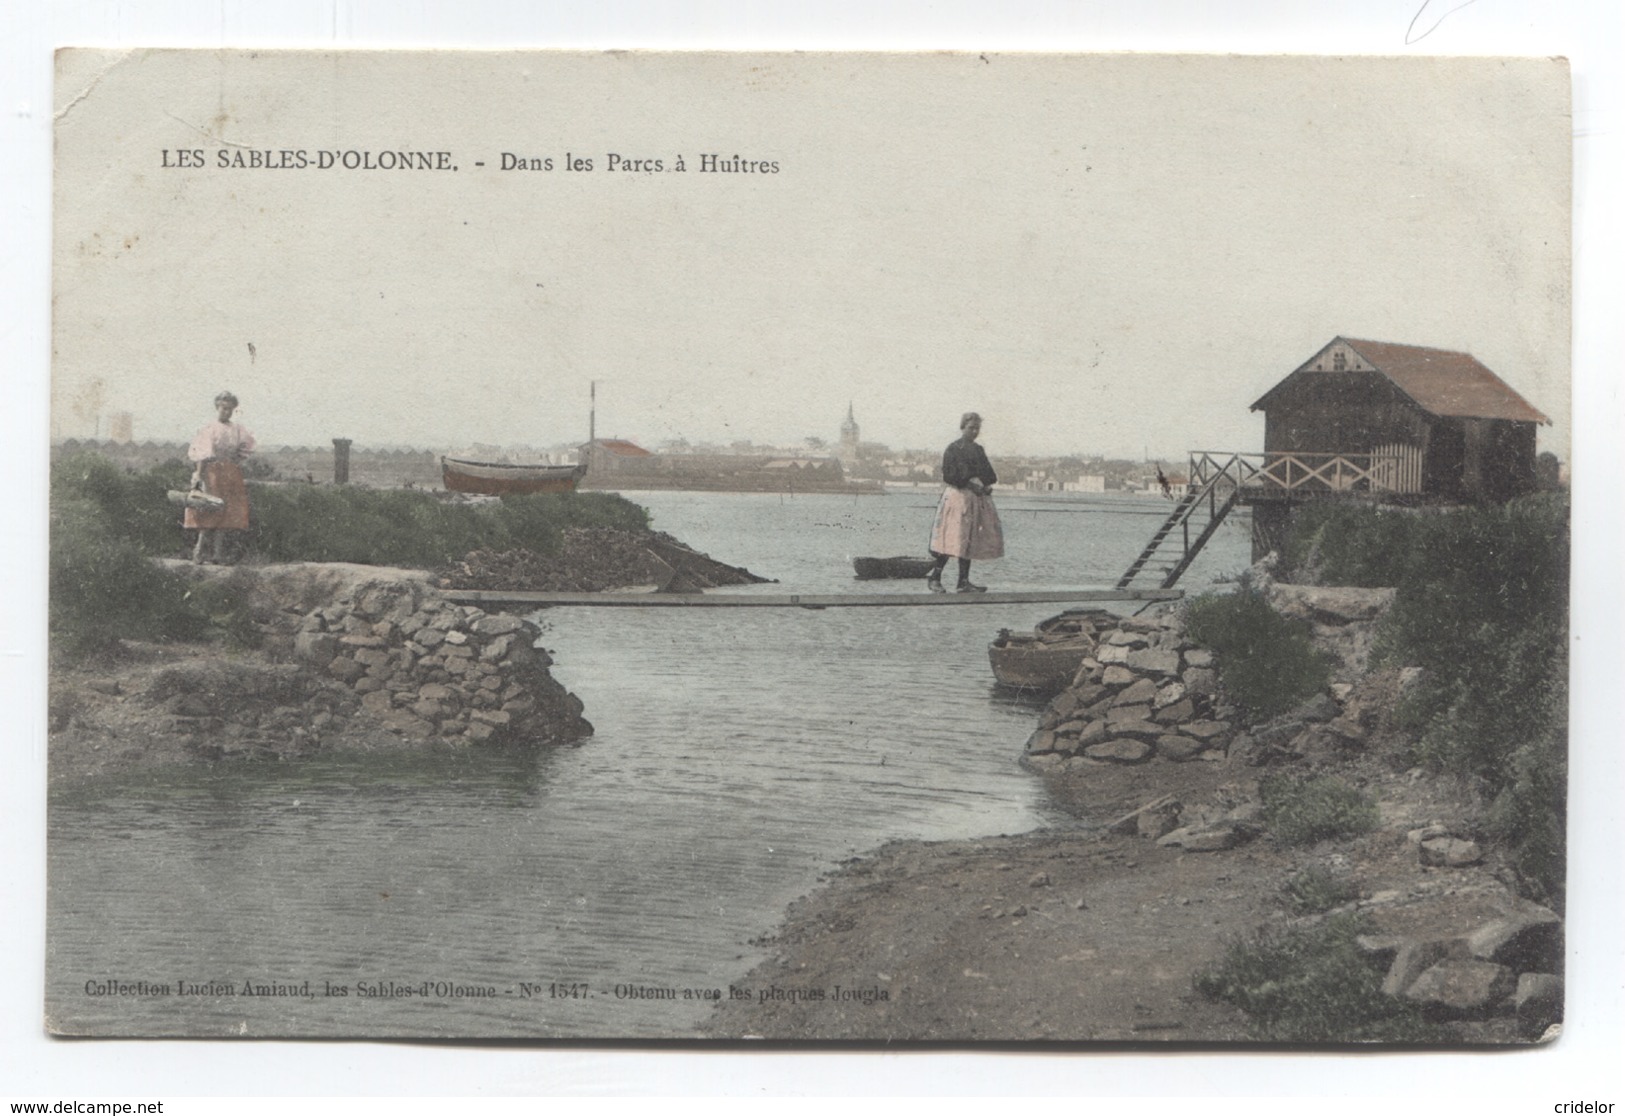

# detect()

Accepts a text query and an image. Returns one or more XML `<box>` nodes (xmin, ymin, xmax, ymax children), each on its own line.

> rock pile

<box><xmin>1363</xmin><ymin>902</ymin><xmax>1563</xmax><ymax>1036</ymax></box>
<box><xmin>1022</xmin><ymin>611</ymin><xmax>1234</xmax><ymax>772</ymax></box>
<box><xmin>290</xmin><ymin>576</ymin><xmax>590</xmax><ymax>747</ymax></box>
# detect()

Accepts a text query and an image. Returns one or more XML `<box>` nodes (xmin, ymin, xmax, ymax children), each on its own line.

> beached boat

<box><xmin>853</xmin><ymin>555</ymin><xmax>937</xmax><ymax>580</ymax></box>
<box><xmin>441</xmin><ymin>456</ymin><xmax>586</xmax><ymax>496</ymax></box>
<box><xmin>987</xmin><ymin>609</ymin><xmax>1107</xmax><ymax>694</ymax></box>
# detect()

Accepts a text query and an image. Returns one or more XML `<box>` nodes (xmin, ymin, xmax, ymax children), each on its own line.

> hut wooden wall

<box><xmin>1261</xmin><ymin>372</ymin><xmax>1430</xmax><ymax>455</ymax></box>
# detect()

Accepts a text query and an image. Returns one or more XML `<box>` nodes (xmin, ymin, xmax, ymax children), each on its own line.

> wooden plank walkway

<box><xmin>441</xmin><ymin>587</ymin><xmax>1184</xmax><ymax>610</ymax></box>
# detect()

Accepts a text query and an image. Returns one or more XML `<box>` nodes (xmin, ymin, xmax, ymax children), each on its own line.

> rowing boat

<box><xmin>852</xmin><ymin>555</ymin><xmax>936</xmax><ymax>580</ymax></box>
<box><xmin>987</xmin><ymin>609</ymin><xmax>1110</xmax><ymax>695</ymax></box>
<box><xmin>441</xmin><ymin>455</ymin><xmax>586</xmax><ymax>496</ymax></box>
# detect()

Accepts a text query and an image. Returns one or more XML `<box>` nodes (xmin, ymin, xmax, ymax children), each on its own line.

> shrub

<box><xmin>1260</xmin><ymin>775</ymin><xmax>1380</xmax><ymax>846</ymax></box>
<box><xmin>51</xmin><ymin>452</ymin><xmax>194</xmax><ymax>557</ymax></box>
<box><xmin>1183</xmin><ymin>585</ymin><xmax>1333</xmax><ymax>720</ymax></box>
<box><xmin>1279</xmin><ymin>867</ymin><xmax>1362</xmax><ymax>915</ymax></box>
<box><xmin>49</xmin><ymin>499</ymin><xmax>203</xmax><ymax>658</ymax></box>
<box><xmin>1194</xmin><ymin>914</ymin><xmax>1430</xmax><ymax>1042</ymax></box>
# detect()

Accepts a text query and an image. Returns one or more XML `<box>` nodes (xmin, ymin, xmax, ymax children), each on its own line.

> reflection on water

<box><xmin>47</xmin><ymin>490</ymin><xmax>1251</xmax><ymax>1037</ymax></box>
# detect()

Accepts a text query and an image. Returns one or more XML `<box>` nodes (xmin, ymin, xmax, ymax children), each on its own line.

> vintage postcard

<box><xmin>47</xmin><ymin>50</ymin><xmax>1571</xmax><ymax>1042</ymax></box>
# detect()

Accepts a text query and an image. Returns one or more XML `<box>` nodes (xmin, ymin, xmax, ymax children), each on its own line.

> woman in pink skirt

<box><xmin>185</xmin><ymin>390</ymin><xmax>257</xmax><ymax>564</ymax></box>
<box><xmin>926</xmin><ymin>411</ymin><xmax>1004</xmax><ymax>592</ymax></box>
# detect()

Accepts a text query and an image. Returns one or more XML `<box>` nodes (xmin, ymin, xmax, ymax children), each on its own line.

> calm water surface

<box><xmin>47</xmin><ymin>489</ymin><xmax>1251</xmax><ymax>1037</ymax></box>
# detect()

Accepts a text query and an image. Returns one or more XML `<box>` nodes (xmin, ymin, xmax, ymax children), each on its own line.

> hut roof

<box><xmin>593</xmin><ymin>439</ymin><xmax>653</xmax><ymax>457</ymax></box>
<box><xmin>1253</xmin><ymin>338</ymin><xmax>1550</xmax><ymax>424</ymax></box>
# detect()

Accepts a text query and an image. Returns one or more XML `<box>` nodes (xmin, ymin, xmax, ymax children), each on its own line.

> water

<box><xmin>47</xmin><ymin>489</ymin><xmax>1252</xmax><ymax>1037</ymax></box>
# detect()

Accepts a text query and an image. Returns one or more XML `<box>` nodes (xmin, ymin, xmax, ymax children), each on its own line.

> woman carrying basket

<box><xmin>185</xmin><ymin>390</ymin><xmax>256</xmax><ymax>564</ymax></box>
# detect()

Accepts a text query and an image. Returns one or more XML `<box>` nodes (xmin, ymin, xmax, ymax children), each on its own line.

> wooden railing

<box><xmin>1187</xmin><ymin>449</ymin><xmax>1421</xmax><ymax>495</ymax></box>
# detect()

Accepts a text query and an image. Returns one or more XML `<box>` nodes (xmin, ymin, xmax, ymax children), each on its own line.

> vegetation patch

<box><xmin>48</xmin><ymin>450</ymin><xmax>653</xmax><ymax>661</ymax></box>
<box><xmin>245</xmin><ymin>483</ymin><xmax>648</xmax><ymax>567</ymax></box>
<box><xmin>1183</xmin><ymin>584</ymin><xmax>1332</xmax><ymax>720</ymax></box>
<box><xmin>1193</xmin><ymin>914</ymin><xmax>1430</xmax><ymax>1043</ymax></box>
<box><xmin>1260</xmin><ymin>775</ymin><xmax>1379</xmax><ymax>847</ymax></box>
<box><xmin>1281</xmin><ymin>493</ymin><xmax>1569</xmax><ymax>904</ymax></box>
<box><xmin>1279</xmin><ymin>867</ymin><xmax>1362</xmax><ymax>915</ymax></box>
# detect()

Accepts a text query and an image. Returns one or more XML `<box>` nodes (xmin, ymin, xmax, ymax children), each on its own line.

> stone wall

<box><xmin>159</xmin><ymin>562</ymin><xmax>592</xmax><ymax>757</ymax></box>
<box><xmin>1022</xmin><ymin>612</ymin><xmax>1232</xmax><ymax>771</ymax></box>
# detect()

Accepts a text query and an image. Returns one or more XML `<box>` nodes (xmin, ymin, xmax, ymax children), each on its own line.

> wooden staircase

<box><xmin>1116</xmin><ymin>476</ymin><xmax>1239</xmax><ymax>590</ymax></box>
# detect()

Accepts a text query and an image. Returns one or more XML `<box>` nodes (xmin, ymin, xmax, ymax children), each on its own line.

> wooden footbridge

<box><xmin>442</xmin><ymin>587</ymin><xmax>1184</xmax><ymax>610</ymax></box>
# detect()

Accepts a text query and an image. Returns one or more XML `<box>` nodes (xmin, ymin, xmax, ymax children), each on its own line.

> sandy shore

<box><xmin>705</xmin><ymin>739</ymin><xmax>1529</xmax><ymax>1043</ymax></box>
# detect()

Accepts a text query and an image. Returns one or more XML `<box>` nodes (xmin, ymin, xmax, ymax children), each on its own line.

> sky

<box><xmin>51</xmin><ymin>51</ymin><xmax>1571</xmax><ymax>461</ymax></box>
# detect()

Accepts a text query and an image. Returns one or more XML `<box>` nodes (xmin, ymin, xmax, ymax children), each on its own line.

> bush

<box><xmin>1183</xmin><ymin>585</ymin><xmax>1333</xmax><ymax>720</ymax></box>
<box><xmin>1194</xmin><ymin>914</ymin><xmax>1430</xmax><ymax>1042</ymax></box>
<box><xmin>1260</xmin><ymin>775</ymin><xmax>1380</xmax><ymax>846</ymax></box>
<box><xmin>49</xmin><ymin>499</ymin><xmax>203</xmax><ymax>658</ymax></box>
<box><xmin>1279</xmin><ymin>867</ymin><xmax>1362</xmax><ymax>915</ymax></box>
<box><xmin>51</xmin><ymin>452</ymin><xmax>194</xmax><ymax>557</ymax></box>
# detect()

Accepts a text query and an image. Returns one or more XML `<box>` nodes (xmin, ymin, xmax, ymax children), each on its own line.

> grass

<box><xmin>1279</xmin><ymin>867</ymin><xmax>1362</xmax><ymax>915</ymax></box>
<box><xmin>246</xmin><ymin>483</ymin><xmax>649</xmax><ymax>566</ymax></box>
<box><xmin>1183</xmin><ymin>583</ymin><xmax>1333</xmax><ymax>720</ymax></box>
<box><xmin>1193</xmin><ymin>913</ymin><xmax>1431</xmax><ymax>1043</ymax></box>
<box><xmin>1260</xmin><ymin>775</ymin><xmax>1380</xmax><ymax>846</ymax></box>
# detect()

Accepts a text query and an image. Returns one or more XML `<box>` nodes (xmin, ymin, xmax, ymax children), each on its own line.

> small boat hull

<box><xmin>853</xmin><ymin>555</ymin><xmax>936</xmax><ymax>580</ymax></box>
<box><xmin>441</xmin><ymin>456</ymin><xmax>585</xmax><ymax>496</ymax></box>
<box><xmin>988</xmin><ymin>639</ymin><xmax>1093</xmax><ymax>695</ymax></box>
<box><xmin>988</xmin><ymin>608</ymin><xmax>1110</xmax><ymax>694</ymax></box>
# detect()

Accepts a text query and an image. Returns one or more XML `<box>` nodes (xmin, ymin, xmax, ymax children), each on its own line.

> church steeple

<box><xmin>838</xmin><ymin>403</ymin><xmax>860</xmax><ymax>464</ymax></box>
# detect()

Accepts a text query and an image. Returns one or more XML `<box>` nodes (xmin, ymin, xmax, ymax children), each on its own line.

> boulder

<box><xmin>1466</xmin><ymin>908</ymin><xmax>1563</xmax><ymax>973</ymax></box>
<box><xmin>1404</xmin><ymin>960</ymin><xmax>1516</xmax><ymax>1019</ymax></box>
<box><xmin>1113</xmin><ymin>678</ymin><xmax>1159</xmax><ymax>706</ymax></box>
<box><xmin>1105</xmin><ymin>793</ymin><xmax>1180</xmax><ymax>836</ymax></box>
<box><xmin>1419</xmin><ymin>837</ymin><xmax>1483</xmax><ymax>868</ymax></box>
<box><xmin>1181</xmin><ymin>667</ymin><xmax>1217</xmax><ymax>696</ymax></box>
<box><xmin>1152</xmin><ymin>681</ymin><xmax>1187</xmax><ymax>709</ymax></box>
<box><xmin>1106</xmin><ymin>719</ymin><xmax>1163</xmax><ymax>742</ymax></box>
<box><xmin>1292</xmin><ymin>693</ymin><xmax>1342</xmax><ymax>724</ymax></box>
<box><xmin>1268</xmin><ymin>584</ymin><xmax>1397</xmax><ymax>625</ymax></box>
<box><xmin>293</xmin><ymin>631</ymin><xmax>339</xmax><ymax>668</ymax></box>
<box><xmin>1153</xmin><ymin>698</ymin><xmax>1197</xmax><ymax>725</ymax></box>
<box><xmin>1514</xmin><ymin>973</ymin><xmax>1563</xmax><ymax>1039</ymax></box>
<box><xmin>1083</xmin><ymin>738</ymin><xmax>1153</xmax><ymax>764</ymax></box>
<box><xmin>1182</xmin><ymin>648</ymin><xmax>1214</xmax><ymax>668</ymax></box>
<box><xmin>1074</xmin><ymin>720</ymin><xmax>1109</xmax><ymax>749</ymax></box>
<box><xmin>1182</xmin><ymin>720</ymin><xmax>1232</xmax><ymax>741</ymax></box>
<box><xmin>1106</xmin><ymin>703</ymin><xmax>1153</xmax><ymax>725</ymax></box>
<box><xmin>1155</xmin><ymin>734</ymin><xmax>1204</xmax><ymax>762</ymax></box>
<box><xmin>1025</xmin><ymin>729</ymin><xmax>1059</xmax><ymax>754</ymax></box>
<box><xmin>1101</xmin><ymin>665</ymin><xmax>1137</xmax><ymax>686</ymax></box>
<box><xmin>1156</xmin><ymin>824</ymin><xmax>1248</xmax><ymax>852</ymax></box>
<box><xmin>1096</xmin><ymin>644</ymin><xmax>1131</xmax><ymax>664</ymax></box>
<box><xmin>472</xmin><ymin>614</ymin><xmax>527</xmax><ymax>637</ymax></box>
<box><xmin>1125</xmin><ymin>648</ymin><xmax>1182</xmax><ymax>676</ymax></box>
<box><xmin>1382</xmin><ymin>938</ymin><xmax>1465</xmax><ymax>997</ymax></box>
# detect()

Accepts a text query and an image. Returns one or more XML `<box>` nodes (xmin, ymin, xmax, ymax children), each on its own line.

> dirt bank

<box><xmin>706</xmin><ymin>600</ymin><xmax>1558</xmax><ymax>1043</ymax></box>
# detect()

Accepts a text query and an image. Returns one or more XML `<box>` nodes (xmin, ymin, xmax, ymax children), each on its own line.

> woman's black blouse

<box><xmin>941</xmin><ymin>438</ymin><xmax>997</xmax><ymax>489</ymax></box>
